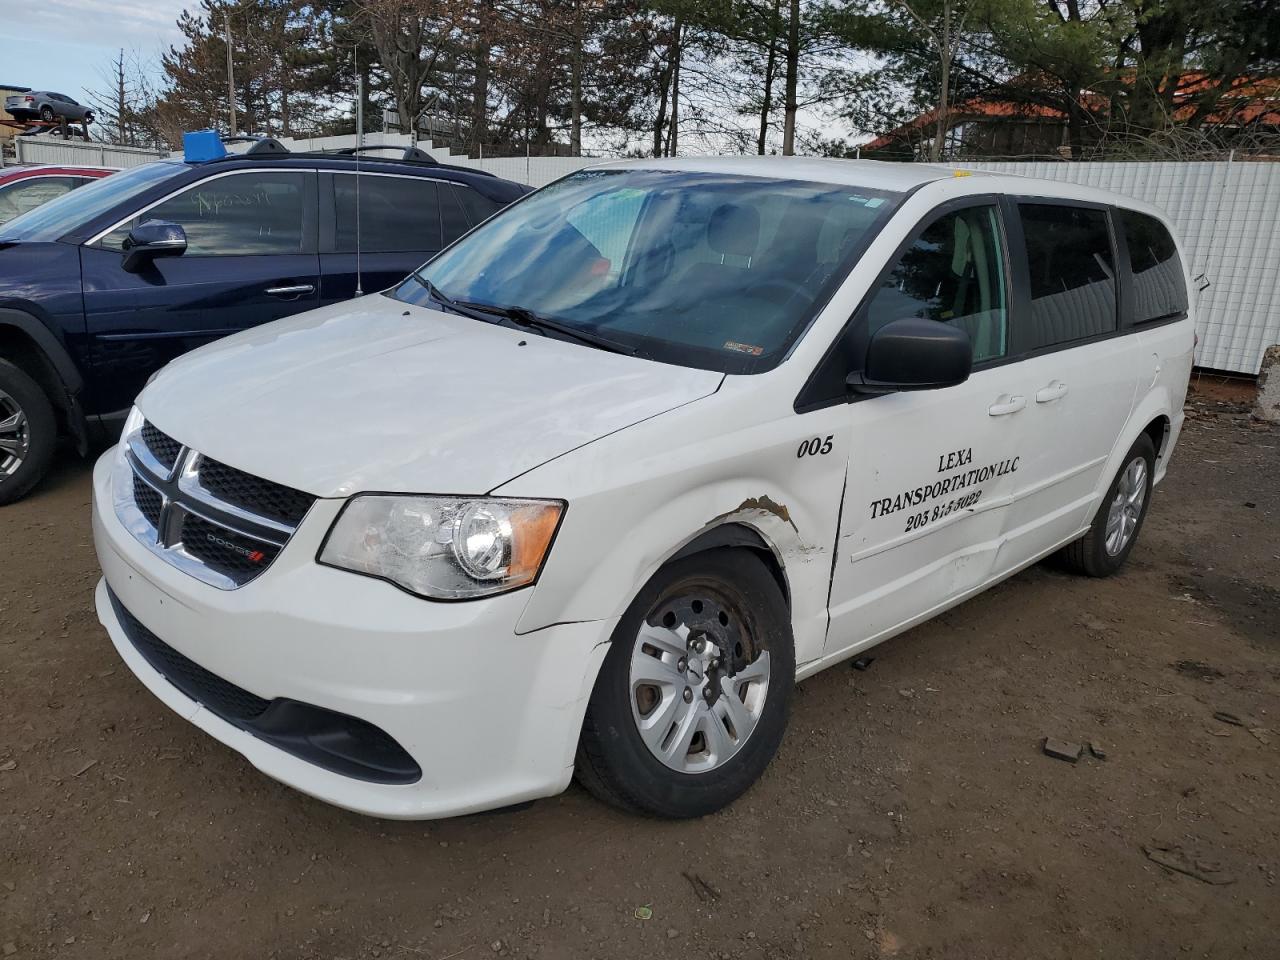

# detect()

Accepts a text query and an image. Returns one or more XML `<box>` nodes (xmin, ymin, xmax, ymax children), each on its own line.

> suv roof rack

<box><xmin>221</xmin><ymin>135</ymin><xmax>290</xmax><ymax>156</ymax></box>
<box><xmin>329</xmin><ymin>144</ymin><xmax>439</xmax><ymax>165</ymax></box>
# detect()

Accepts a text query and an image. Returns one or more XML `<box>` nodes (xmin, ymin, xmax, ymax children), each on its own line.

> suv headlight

<box><xmin>318</xmin><ymin>495</ymin><xmax>564</xmax><ymax>600</ymax></box>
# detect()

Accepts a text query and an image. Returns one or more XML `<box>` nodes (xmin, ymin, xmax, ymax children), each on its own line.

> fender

<box><xmin>0</xmin><ymin>307</ymin><xmax>89</xmax><ymax>452</ymax></box>
<box><xmin>513</xmin><ymin>476</ymin><xmax>836</xmax><ymax>668</ymax></box>
<box><xmin>1096</xmin><ymin>387</ymin><xmax>1174</xmax><ymax>505</ymax></box>
<box><xmin>0</xmin><ymin>307</ymin><xmax>83</xmax><ymax>393</ymax></box>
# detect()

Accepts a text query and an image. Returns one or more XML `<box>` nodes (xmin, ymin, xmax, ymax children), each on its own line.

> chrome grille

<box><xmin>115</xmin><ymin>420</ymin><xmax>316</xmax><ymax>589</ymax></box>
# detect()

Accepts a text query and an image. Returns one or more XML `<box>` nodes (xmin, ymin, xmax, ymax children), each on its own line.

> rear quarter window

<box><xmin>1120</xmin><ymin>209</ymin><xmax>1187</xmax><ymax>322</ymax></box>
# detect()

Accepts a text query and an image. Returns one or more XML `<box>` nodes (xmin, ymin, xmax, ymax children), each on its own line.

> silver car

<box><xmin>4</xmin><ymin>91</ymin><xmax>94</xmax><ymax>124</ymax></box>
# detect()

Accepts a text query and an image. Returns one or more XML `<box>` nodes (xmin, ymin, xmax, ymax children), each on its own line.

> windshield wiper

<box><xmin>455</xmin><ymin>300</ymin><xmax>637</xmax><ymax>356</ymax></box>
<box><xmin>410</xmin><ymin>272</ymin><xmax>505</xmax><ymax>327</ymax></box>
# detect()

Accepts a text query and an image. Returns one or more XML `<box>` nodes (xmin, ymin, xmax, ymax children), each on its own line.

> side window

<box><xmin>99</xmin><ymin>171</ymin><xmax>306</xmax><ymax>255</ymax></box>
<box><xmin>441</xmin><ymin>186</ymin><xmax>470</xmax><ymax>245</ymax></box>
<box><xmin>334</xmin><ymin>174</ymin><xmax>441</xmax><ymax>253</ymax></box>
<box><xmin>865</xmin><ymin>204</ymin><xmax>1008</xmax><ymax>363</ymax></box>
<box><xmin>0</xmin><ymin>177</ymin><xmax>81</xmax><ymax>225</ymax></box>
<box><xmin>453</xmin><ymin>184</ymin><xmax>503</xmax><ymax>226</ymax></box>
<box><xmin>1120</xmin><ymin>209</ymin><xmax>1187</xmax><ymax>323</ymax></box>
<box><xmin>1019</xmin><ymin>203</ymin><xmax>1116</xmax><ymax>348</ymax></box>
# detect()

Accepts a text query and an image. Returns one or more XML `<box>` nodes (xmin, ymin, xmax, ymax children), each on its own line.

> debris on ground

<box><xmin>0</xmin><ymin>760</ymin><xmax>16</xmax><ymax>772</ymax></box>
<box><xmin>1088</xmin><ymin>742</ymin><xmax>1107</xmax><ymax>760</ymax></box>
<box><xmin>1213</xmin><ymin>711</ymin><xmax>1246</xmax><ymax>727</ymax></box>
<box><xmin>1142</xmin><ymin>844</ymin><xmax>1236</xmax><ymax>885</ymax></box>
<box><xmin>633</xmin><ymin>906</ymin><xmax>652</xmax><ymax>921</ymax></box>
<box><xmin>851</xmin><ymin>657</ymin><xmax>875</xmax><ymax>671</ymax></box>
<box><xmin>681</xmin><ymin>871</ymin><xmax>721</xmax><ymax>902</ymax></box>
<box><xmin>1042</xmin><ymin>738</ymin><xmax>1083</xmax><ymax>763</ymax></box>
<box><xmin>1248</xmin><ymin>728</ymin><xmax>1272</xmax><ymax>745</ymax></box>
<box><xmin>72</xmin><ymin>759</ymin><xmax>98</xmax><ymax>778</ymax></box>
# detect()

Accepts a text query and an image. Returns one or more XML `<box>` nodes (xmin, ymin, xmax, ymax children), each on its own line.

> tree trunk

<box><xmin>667</xmin><ymin>17</ymin><xmax>682</xmax><ymax>156</ymax></box>
<box><xmin>758</xmin><ymin>0</ymin><xmax>781</xmax><ymax>154</ymax></box>
<box><xmin>652</xmin><ymin>26</ymin><xmax>674</xmax><ymax>157</ymax></box>
<box><xmin>570</xmin><ymin>3</ymin><xmax>583</xmax><ymax>156</ymax></box>
<box><xmin>929</xmin><ymin>0</ymin><xmax>951</xmax><ymax>162</ymax></box>
<box><xmin>115</xmin><ymin>49</ymin><xmax>128</xmax><ymax>145</ymax></box>
<box><xmin>471</xmin><ymin>0</ymin><xmax>492</xmax><ymax>152</ymax></box>
<box><xmin>782</xmin><ymin>0</ymin><xmax>799</xmax><ymax>155</ymax></box>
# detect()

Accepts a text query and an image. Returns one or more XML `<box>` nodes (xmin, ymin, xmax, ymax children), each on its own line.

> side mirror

<box><xmin>847</xmin><ymin>317</ymin><xmax>972</xmax><ymax>394</ymax></box>
<box><xmin>122</xmin><ymin>219</ymin><xmax>187</xmax><ymax>273</ymax></box>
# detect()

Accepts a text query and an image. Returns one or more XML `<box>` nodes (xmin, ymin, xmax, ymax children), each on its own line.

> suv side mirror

<box><xmin>122</xmin><ymin>220</ymin><xmax>187</xmax><ymax>273</ymax></box>
<box><xmin>846</xmin><ymin>317</ymin><xmax>972</xmax><ymax>394</ymax></box>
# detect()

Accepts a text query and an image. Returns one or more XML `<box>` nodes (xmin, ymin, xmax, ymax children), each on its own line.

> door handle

<box><xmin>265</xmin><ymin>284</ymin><xmax>315</xmax><ymax>298</ymax></box>
<box><xmin>1035</xmin><ymin>381</ymin><xmax>1068</xmax><ymax>404</ymax></box>
<box><xmin>988</xmin><ymin>394</ymin><xmax>1026</xmax><ymax>417</ymax></box>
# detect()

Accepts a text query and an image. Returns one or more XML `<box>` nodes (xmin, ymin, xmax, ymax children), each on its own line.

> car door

<box><xmin>318</xmin><ymin>172</ymin><xmax>468</xmax><ymax>302</ymax></box>
<box><xmin>823</xmin><ymin>198</ymin><xmax>1032</xmax><ymax>654</ymax></box>
<box><xmin>79</xmin><ymin>168</ymin><xmax>320</xmax><ymax>417</ymax></box>
<box><xmin>992</xmin><ymin>200</ymin><xmax>1142</xmax><ymax>569</ymax></box>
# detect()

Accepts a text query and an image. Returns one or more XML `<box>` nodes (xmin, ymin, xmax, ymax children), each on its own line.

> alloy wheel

<box><xmin>0</xmin><ymin>389</ymin><xmax>30</xmax><ymax>479</ymax></box>
<box><xmin>1104</xmin><ymin>456</ymin><xmax>1148</xmax><ymax>556</ymax></box>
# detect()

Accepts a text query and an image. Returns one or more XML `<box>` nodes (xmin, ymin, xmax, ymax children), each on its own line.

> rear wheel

<box><xmin>0</xmin><ymin>360</ymin><xmax>57</xmax><ymax>506</ymax></box>
<box><xmin>1058</xmin><ymin>433</ymin><xmax>1155</xmax><ymax>577</ymax></box>
<box><xmin>575</xmin><ymin>549</ymin><xmax>793</xmax><ymax>818</ymax></box>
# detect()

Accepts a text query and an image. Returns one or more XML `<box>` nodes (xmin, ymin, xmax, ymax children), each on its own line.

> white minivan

<box><xmin>92</xmin><ymin>158</ymin><xmax>1193</xmax><ymax>819</ymax></box>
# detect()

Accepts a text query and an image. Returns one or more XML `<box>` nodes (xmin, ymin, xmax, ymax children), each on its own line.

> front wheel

<box><xmin>0</xmin><ymin>360</ymin><xmax>57</xmax><ymax>506</ymax></box>
<box><xmin>1058</xmin><ymin>433</ymin><xmax>1156</xmax><ymax>577</ymax></box>
<box><xmin>575</xmin><ymin>549</ymin><xmax>794</xmax><ymax>818</ymax></box>
<box><xmin>38</xmin><ymin>105</ymin><xmax>54</xmax><ymax>122</ymax></box>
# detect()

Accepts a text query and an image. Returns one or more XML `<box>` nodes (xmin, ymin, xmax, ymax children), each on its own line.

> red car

<box><xmin>0</xmin><ymin>165</ymin><xmax>115</xmax><ymax>226</ymax></box>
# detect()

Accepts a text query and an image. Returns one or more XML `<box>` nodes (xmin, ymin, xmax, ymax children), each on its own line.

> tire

<box><xmin>83</xmin><ymin>111</ymin><xmax>95</xmax><ymax>124</ymax></box>
<box><xmin>575</xmin><ymin>549</ymin><xmax>794</xmax><ymax>818</ymax></box>
<box><xmin>1058</xmin><ymin>433</ymin><xmax>1156</xmax><ymax>577</ymax></box>
<box><xmin>39</xmin><ymin>105</ymin><xmax>54</xmax><ymax>122</ymax></box>
<box><xmin>0</xmin><ymin>359</ymin><xmax>57</xmax><ymax>506</ymax></box>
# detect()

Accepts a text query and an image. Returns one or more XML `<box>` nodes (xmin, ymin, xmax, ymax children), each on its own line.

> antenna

<box><xmin>353</xmin><ymin>50</ymin><xmax>364</xmax><ymax>298</ymax></box>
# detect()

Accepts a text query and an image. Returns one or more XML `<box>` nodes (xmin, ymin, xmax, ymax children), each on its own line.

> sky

<box><xmin>0</xmin><ymin>0</ymin><xmax>188</xmax><ymax>102</ymax></box>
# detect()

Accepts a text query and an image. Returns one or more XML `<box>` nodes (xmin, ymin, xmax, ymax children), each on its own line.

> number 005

<box><xmin>797</xmin><ymin>435</ymin><xmax>834</xmax><ymax>458</ymax></box>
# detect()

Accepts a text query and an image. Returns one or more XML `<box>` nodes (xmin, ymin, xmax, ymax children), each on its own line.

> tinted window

<box><xmin>1120</xmin><ymin>209</ymin><xmax>1187</xmax><ymax>322</ymax></box>
<box><xmin>441</xmin><ymin>186</ymin><xmax>469</xmax><ymax>245</ymax></box>
<box><xmin>866</xmin><ymin>204</ymin><xmax>1007</xmax><ymax>363</ymax></box>
<box><xmin>395</xmin><ymin>169</ymin><xmax>900</xmax><ymax>374</ymax></box>
<box><xmin>1019</xmin><ymin>204</ymin><xmax>1116</xmax><ymax>348</ymax></box>
<box><xmin>453</xmin><ymin>184</ymin><xmax>503</xmax><ymax>225</ymax></box>
<box><xmin>0</xmin><ymin>177</ymin><xmax>82</xmax><ymax>225</ymax></box>
<box><xmin>100</xmin><ymin>171</ymin><xmax>306</xmax><ymax>255</ymax></box>
<box><xmin>335</xmin><ymin>174</ymin><xmax>441</xmax><ymax>253</ymax></box>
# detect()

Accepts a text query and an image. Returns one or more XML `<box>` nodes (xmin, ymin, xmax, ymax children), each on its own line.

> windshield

<box><xmin>393</xmin><ymin>168</ymin><xmax>901</xmax><ymax>373</ymax></box>
<box><xmin>0</xmin><ymin>161</ymin><xmax>181</xmax><ymax>242</ymax></box>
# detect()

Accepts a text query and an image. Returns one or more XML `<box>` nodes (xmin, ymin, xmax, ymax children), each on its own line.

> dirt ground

<box><xmin>2</xmin><ymin>392</ymin><xmax>1277</xmax><ymax>960</ymax></box>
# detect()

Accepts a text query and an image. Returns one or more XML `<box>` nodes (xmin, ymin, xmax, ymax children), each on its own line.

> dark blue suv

<box><xmin>0</xmin><ymin>139</ymin><xmax>529</xmax><ymax>503</ymax></box>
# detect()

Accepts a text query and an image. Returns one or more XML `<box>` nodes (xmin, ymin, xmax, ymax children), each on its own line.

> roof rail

<box><xmin>221</xmin><ymin>135</ymin><xmax>290</xmax><ymax>156</ymax></box>
<box><xmin>331</xmin><ymin>144</ymin><xmax>440</xmax><ymax>166</ymax></box>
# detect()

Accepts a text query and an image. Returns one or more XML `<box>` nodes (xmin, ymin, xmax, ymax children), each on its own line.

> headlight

<box><xmin>318</xmin><ymin>495</ymin><xmax>564</xmax><ymax>600</ymax></box>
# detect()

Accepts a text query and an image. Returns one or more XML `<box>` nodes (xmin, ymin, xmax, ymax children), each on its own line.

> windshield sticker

<box><xmin>724</xmin><ymin>340</ymin><xmax>764</xmax><ymax>356</ymax></box>
<box><xmin>869</xmin><ymin>446</ymin><xmax>1020</xmax><ymax>533</ymax></box>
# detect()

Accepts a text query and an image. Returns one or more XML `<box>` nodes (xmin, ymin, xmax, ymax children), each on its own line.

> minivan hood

<box><xmin>139</xmin><ymin>294</ymin><xmax>723</xmax><ymax>497</ymax></box>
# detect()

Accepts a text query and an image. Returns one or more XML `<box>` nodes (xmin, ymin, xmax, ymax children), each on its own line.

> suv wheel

<box><xmin>575</xmin><ymin>549</ymin><xmax>794</xmax><ymax>818</ymax></box>
<box><xmin>0</xmin><ymin>360</ymin><xmax>57</xmax><ymax>505</ymax></box>
<box><xmin>1058</xmin><ymin>433</ymin><xmax>1156</xmax><ymax>577</ymax></box>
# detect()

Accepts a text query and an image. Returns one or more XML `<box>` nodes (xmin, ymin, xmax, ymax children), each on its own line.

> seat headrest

<box><xmin>707</xmin><ymin>203</ymin><xmax>760</xmax><ymax>259</ymax></box>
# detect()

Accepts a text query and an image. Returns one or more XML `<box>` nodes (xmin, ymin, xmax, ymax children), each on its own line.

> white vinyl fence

<box><xmin>13</xmin><ymin>137</ymin><xmax>165</xmax><ymax>168</ymax></box>
<box><xmin>960</xmin><ymin>160</ymin><xmax>1280</xmax><ymax>376</ymax></box>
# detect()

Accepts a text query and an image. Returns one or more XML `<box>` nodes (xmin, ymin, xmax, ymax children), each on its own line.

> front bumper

<box><xmin>92</xmin><ymin>450</ymin><xmax>613</xmax><ymax>819</ymax></box>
